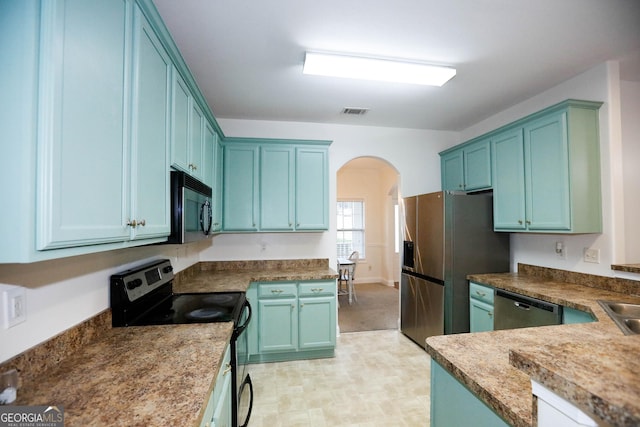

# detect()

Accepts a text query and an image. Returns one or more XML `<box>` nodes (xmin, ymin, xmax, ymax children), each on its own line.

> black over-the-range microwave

<box><xmin>166</xmin><ymin>170</ymin><xmax>213</xmax><ymax>244</ymax></box>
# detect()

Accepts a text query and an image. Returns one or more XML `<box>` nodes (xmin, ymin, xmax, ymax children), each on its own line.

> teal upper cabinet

<box><xmin>189</xmin><ymin>102</ymin><xmax>205</xmax><ymax>181</ymax></box>
<box><xmin>129</xmin><ymin>5</ymin><xmax>171</xmax><ymax>240</ymax></box>
<box><xmin>171</xmin><ymin>71</ymin><xmax>190</xmax><ymax>175</ymax></box>
<box><xmin>492</xmin><ymin>128</ymin><xmax>527</xmax><ymax>230</ymax></box>
<box><xmin>260</xmin><ymin>145</ymin><xmax>295</xmax><ymax>230</ymax></box>
<box><xmin>170</xmin><ymin>69</ymin><xmax>211</xmax><ymax>183</ymax></box>
<box><xmin>440</xmin><ymin>139</ymin><xmax>491</xmax><ymax>192</ymax></box>
<box><xmin>0</xmin><ymin>0</ymin><xmax>224</xmax><ymax>262</ymax></box>
<box><xmin>223</xmin><ymin>139</ymin><xmax>331</xmax><ymax>233</ymax></box>
<box><xmin>295</xmin><ymin>147</ymin><xmax>329</xmax><ymax>230</ymax></box>
<box><xmin>36</xmin><ymin>0</ymin><xmax>132</xmax><ymax>250</ymax></box>
<box><xmin>36</xmin><ymin>0</ymin><xmax>170</xmax><ymax>248</ymax></box>
<box><xmin>211</xmin><ymin>136</ymin><xmax>224</xmax><ymax>232</ymax></box>
<box><xmin>223</xmin><ymin>143</ymin><xmax>260</xmax><ymax>231</ymax></box>
<box><xmin>492</xmin><ymin>100</ymin><xmax>602</xmax><ymax>233</ymax></box>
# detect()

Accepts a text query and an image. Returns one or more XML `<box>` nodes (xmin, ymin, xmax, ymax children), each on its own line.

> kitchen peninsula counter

<box><xmin>426</xmin><ymin>264</ymin><xmax>640</xmax><ymax>427</ymax></box>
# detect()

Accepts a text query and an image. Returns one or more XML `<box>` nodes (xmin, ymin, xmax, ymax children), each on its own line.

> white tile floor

<box><xmin>248</xmin><ymin>330</ymin><xmax>431</xmax><ymax>426</ymax></box>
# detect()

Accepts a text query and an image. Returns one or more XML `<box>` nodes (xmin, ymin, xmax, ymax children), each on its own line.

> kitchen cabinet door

<box><xmin>469</xmin><ymin>299</ymin><xmax>494</xmax><ymax>332</ymax></box>
<box><xmin>431</xmin><ymin>360</ymin><xmax>510</xmax><ymax>427</ymax></box>
<box><xmin>36</xmin><ymin>0</ymin><xmax>131</xmax><ymax>249</ymax></box>
<box><xmin>211</xmin><ymin>136</ymin><xmax>224</xmax><ymax>232</ymax></box>
<box><xmin>170</xmin><ymin>70</ymin><xmax>190</xmax><ymax>174</ymax></box>
<box><xmin>492</xmin><ymin>128</ymin><xmax>527</xmax><ymax>231</ymax></box>
<box><xmin>129</xmin><ymin>5</ymin><xmax>171</xmax><ymax>240</ymax></box>
<box><xmin>200</xmin><ymin>344</ymin><xmax>232</xmax><ymax>427</ymax></box>
<box><xmin>260</xmin><ymin>145</ymin><xmax>294</xmax><ymax>230</ymax></box>
<box><xmin>202</xmin><ymin>122</ymin><xmax>216</xmax><ymax>190</ymax></box>
<box><xmin>258</xmin><ymin>298</ymin><xmax>298</xmax><ymax>353</ymax></box>
<box><xmin>223</xmin><ymin>143</ymin><xmax>259</xmax><ymax>231</ymax></box>
<box><xmin>299</xmin><ymin>296</ymin><xmax>336</xmax><ymax>350</ymax></box>
<box><xmin>190</xmin><ymin>101</ymin><xmax>205</xmax><ymax>181</ymax></box>
<box><xmin>295</xmin><ymin>147</ymin><xmax>329</xmax><ymax>230</ymax></box>
<box><xmin>524</xmin><ymin>111</ymin><xmax>571</xmax><ymax>231</ymax></box>
<box><xmin>464</xmin><ymin>139</ymin><xmax>492</xmax><ymax>191</ymax></box>
<box><xmin>441</xmin><ymin>150</ymin><xmax>464</xmax><ymax>191</ymax></box>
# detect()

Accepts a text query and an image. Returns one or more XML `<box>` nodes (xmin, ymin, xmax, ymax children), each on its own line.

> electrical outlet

<box><xmin>1</xmin><ymin>284</ymin><xmax>27</xmax><ymax>329</ymax></box>
<box><xmin>584</xmin><ymin>248</ymin><xmax>600</xmax><ymax>264</ymax></box>
<box><xmin>555</xmin><ymin>241</ymin><xmax>566</xmax><ymax>259</ymax></box>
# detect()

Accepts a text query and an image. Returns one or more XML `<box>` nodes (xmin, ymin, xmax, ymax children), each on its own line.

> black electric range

<box><xmin>109</xmin><ymin>259</ymin><xmax>253</xmax><ymax>427</ymax></box>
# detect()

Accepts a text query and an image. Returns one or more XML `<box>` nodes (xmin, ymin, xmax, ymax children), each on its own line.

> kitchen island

<box><xmin>426</xmin><ymin>264</ymin><xmax>640</xmax><ymax>427</ymax></box>
<box><xmin>0</xmin><ymin>259</ymin><xmax>337</xmax><ymax>426</ymax></box>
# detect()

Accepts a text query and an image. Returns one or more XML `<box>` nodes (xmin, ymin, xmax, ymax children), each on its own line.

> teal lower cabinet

<box><xmin>431</xmin><ymin>360</ymin><xmax>509</xmax><ymax>427</ymax></box>
<box><xmin>246</xmin><ymin>280</ymin><xmax>336</xmax><ymax>363</ymax></box>
<box><xmin>469</xmin><ymin>282</ymin><xmax>495</xmax><ymax>332</ymax></box>
<box><xmin>562</xmin><ymin>307</ymin><xmax>595</xmax><ymax>324</ymax></box>
<box><xmin>200</xmin><ymin>344</ymin><xmax>232</xmax><ymax>427</ymax></box>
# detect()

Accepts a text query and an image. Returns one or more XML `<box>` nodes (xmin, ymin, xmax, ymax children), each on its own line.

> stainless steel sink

<box><xmin>624</xmin><ymin>319</ymin><xmax>640</xmax><ymax>334</ymax></box>
<box><xmin>598</xmin><ymin>300</ymin><xmax>640</xmax><ymax>335</ymax></box>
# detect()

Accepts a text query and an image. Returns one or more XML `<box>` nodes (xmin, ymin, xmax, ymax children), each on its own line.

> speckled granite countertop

<box><xmin>173</xmin><ymin>259</ymin><xmax>338</xmax><ymax>293</ymax></box>
<box><xmin>611</xmin><ymin>263</ymin><xmax>640</xmax><ymax>274</ymax></box>
<box><xmin>2</xmin><ymin>259</ymin><xmax>337</xmax><ymax>427</ymax></box>
<box><xmin>426</xmin><ymin>264</ymin><xmax>640</xmax><ymax>427</ymax></box>
<box><xmin>15</xmin><ymin>323</ymin><xmax>233</xmax><ymax>427</ymax></box>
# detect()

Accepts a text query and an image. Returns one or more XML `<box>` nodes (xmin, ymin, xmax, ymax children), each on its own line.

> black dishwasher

<box><xmin>494</xmin><ymin>289</ymin><xmax>562</xmax><ymax>330</ymax></box>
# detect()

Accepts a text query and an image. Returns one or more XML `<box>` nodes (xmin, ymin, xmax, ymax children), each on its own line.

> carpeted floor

<box><xmin>338</xmin><ymin>282</ymin><xmax>399</xmax><ymax>333</ymax></box>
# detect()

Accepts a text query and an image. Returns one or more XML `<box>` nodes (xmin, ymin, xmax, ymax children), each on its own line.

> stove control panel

<box><xmin>111</xmin><ymin>259</ymin><xmax>174</xmax><ymax>302</ymax></box>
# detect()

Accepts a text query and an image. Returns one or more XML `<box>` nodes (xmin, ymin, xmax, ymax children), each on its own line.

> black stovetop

<box><xmin>110</xmin><ymin>259</ymin><xmax>245</xmax><ymax>327</ymax></box>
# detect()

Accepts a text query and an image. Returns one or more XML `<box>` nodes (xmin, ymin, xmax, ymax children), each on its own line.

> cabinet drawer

<box><xmin>258</xmin><ymin>283</ymin><xmax>297</xmax><ymax>299</ymax></box>
<box><xmin>299</xmin><ymin>281</ymin><xmax>335</xmax><ymax>297</ymax></box>
<box><xmin>469</xmin><ymin>282</ymin><xmax>494</xmax><ymax>304</ymax></box>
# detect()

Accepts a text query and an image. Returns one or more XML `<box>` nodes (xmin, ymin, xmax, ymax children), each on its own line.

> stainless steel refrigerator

<box><xmin>400</xmin><ymin>191</ymin><xmax>510</xmax><ymax>348</ymax></box>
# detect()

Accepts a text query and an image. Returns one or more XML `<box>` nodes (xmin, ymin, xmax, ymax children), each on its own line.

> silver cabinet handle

<box><xmin>223</xmin><ymin>363</ymin><xmax>231</xmax><ymax>375</ymax></box>
<box><xmin>127</xmin><ymin>219</ymin><xmax>137</xmax><ymax>227</ymax></box>
<box><xmin>475</xmin><ymin>290</ymin><xmax>486</xmax><ymax>297</ymax></box>
<box><xmin>270</xmin><ymin>289</ymin><xmax>283</xmax><ymax>294</ymax></box>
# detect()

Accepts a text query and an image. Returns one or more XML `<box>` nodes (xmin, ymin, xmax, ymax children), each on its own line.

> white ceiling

<box><xmin>152</xmin><ymin>0</ymin><xmax>640</xmax><ymax>131</ymax></box>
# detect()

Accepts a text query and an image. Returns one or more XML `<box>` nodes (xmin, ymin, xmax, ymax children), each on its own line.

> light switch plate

<box><xmin>584</xmin><ymin>248</ymin><xmax>600</xmax><ymax>264</ymax></box>
<box><xmin>1</xmin><ymin>284</ymin><xmax>27</xmax><ymax>329</ymax></box>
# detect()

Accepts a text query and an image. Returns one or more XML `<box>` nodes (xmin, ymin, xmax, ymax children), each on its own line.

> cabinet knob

<box><xmin>476</xmin><ymin>291</ymin><xmax>486</xmax><ymax>297</ymax></box>
<box><xmin>300</xmin><ymin>303</ymin><xmax>304</xmax><ymax>308</ymax></box>
<box><xmin>526</xmin><ymin>220</ymin><xmax>531</xmax><ymax>225</ymax></box>
<box><xmin>138</xmin><ymin>219</ymin><xmax>146</xmax><ymax>226</ymax></box>
<box><xmin>127</xmin><ymin>219</ymin><xmax>137</xmax><ymax>227</ymax></box>
<box><xmin>488</xmin><ymin>312</ymin><xmax>493</xmax><ymax>318</ymax></box>
<box><xmin>223</xmin><ymin>363</ymin><xmax>231</xmax><ymax>375</ymax></box>
<box><xmin>518</xmin><ymin>220</ymin><xmax>523</xmax><ymax>225</ymax></box>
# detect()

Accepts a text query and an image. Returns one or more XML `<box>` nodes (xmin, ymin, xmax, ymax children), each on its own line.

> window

<box><xmin>337</xmin><ymin>200</ymin><xmax>365</xmax><ymax>258</ymax></box>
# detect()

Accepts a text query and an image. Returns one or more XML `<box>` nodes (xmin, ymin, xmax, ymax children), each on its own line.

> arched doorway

<box><xmin>336</xmin><ymin>156</ymin><xmax>401</xmax><ymax>332</ymax></box>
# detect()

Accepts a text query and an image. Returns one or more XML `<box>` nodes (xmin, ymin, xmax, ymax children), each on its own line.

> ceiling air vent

<box><xmin>341</xmin><ymin>107</ymin><xmax>369</xmax><ymax>115</ymax></box>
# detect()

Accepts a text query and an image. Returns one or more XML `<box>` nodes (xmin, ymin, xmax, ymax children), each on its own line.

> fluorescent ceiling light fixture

<box><xmin>303</xmin><ymin>52</ymin><xmax>456</xmax><ymax>86</ymax></box>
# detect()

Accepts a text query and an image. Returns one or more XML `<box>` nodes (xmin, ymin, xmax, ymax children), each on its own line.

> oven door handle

<box><xmin>233</xmin><ymin>300</ymin><xmax>252</xmax><ymax>339</ymax></box>
<box><xmin>239</xmin><ymin>374</ymin><xmax>253</xmax><ymax>427</ymax></box>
